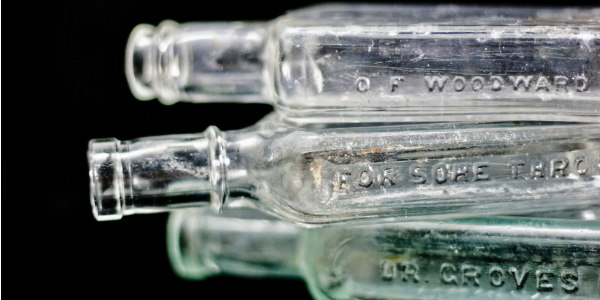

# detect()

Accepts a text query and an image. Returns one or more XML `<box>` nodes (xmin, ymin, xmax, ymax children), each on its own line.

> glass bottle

<box><xmin>88</xmin><ymin>113</ymin><xmax>600</xmax><ymax>224</ymax></box>
<box><xmin>168</xmin><ymin>207</ymin><xmax>300</xmax><ymax>280</ymax></box>
<box><xmin>169</xmin><ymin>207</ymin><xmax>600</xmax><ymax>299</ymax></box>
<box><xmin>126</xmin><ymin>4</ymin><xmax>600</xmax><ymax>124</ymax></box>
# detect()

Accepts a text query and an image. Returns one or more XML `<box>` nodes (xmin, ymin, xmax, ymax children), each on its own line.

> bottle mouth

<box><xmin>167</xmin><ymin>210</ymin><xmax>217</xmax><ymax>280</ymax></box>
<box><xmin>88</xmin><ymin>138</ymin><xmax>125</xmax><ymax>221</ymax></box>
<box><xmin>126</xmin><ymin>21</ymin><xmax>182</xmax><ymax>104</ymax></box>
<box><xmin>125</xmin><ymin>23</ymin><xmax>158</xmax><ymax>101</ymax></box>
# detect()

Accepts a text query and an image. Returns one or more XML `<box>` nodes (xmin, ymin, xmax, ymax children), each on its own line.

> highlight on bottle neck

<box><xmin>126</xmin><ymin>20</ymin><xmax>268</xmax><ymax>105</ymax></box>
<box><xmin>87</xmin><ymin>127</ymin><xmax>228</xmax><ymax>221</ymax></box>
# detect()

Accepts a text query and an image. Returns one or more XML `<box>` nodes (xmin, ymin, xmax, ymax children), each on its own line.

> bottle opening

<box><xmin>88</xmin><ymin>138</ymin><xmax>125</xmax><ymax>221</ymax></box>
<box><xmin>126</xmin><ymin>23</ymin><xmax>159</xmax><ymax>101</ymax></box>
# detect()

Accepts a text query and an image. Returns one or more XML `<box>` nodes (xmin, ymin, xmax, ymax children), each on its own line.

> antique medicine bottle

<box><xmin>168</xmin><ymin>207</ymin><xmax>600</xmax><ymax>299</ymax></box>
<box><xmin>127</xmin><ymin>4</ymin><xmax>600</xmax><ymax>125</ymax></box>
<box><xmin>88</xmin><ymin>114</ymin><xmax>600</xmax><ymax>224</ymax></box>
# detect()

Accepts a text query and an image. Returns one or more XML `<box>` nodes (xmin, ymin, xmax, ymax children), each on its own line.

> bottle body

<box><xmin>303</xmin><ymin>216</ymin><xmax>600</xmax><ymax>300</ymax></box>
<box><xmin>243</xmin><ymin>120</ymin><xmax>600</xmax><ymax>225</ymax></box>
<box><xmin>168</xmin><ymin>208</ymin><xmax>600</xmax><ymax>299</ymax></box>
<box><xmin>89</xmin><ymin>114</ymin><xmax>600</xmax><ymax>224</ymax></box>
<box><xmin>128</xmin><ymin>4</ymin><xmax>600</xmax><ymax>124</ymax></box>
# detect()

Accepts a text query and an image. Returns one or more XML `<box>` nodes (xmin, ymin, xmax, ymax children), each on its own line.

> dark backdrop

<box><xmin>7</xmin><ymin>0</ymin><xmax>595</xmax><ymax>298</ymax></box>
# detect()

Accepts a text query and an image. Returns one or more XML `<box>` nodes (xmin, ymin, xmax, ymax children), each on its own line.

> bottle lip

<box><xmin>125</xmin><ymin>23</ymin><xmax>158</xmax><ymax>101</ymax></box>
<box><xmin>88</xmin><ymin>138</ymin><xmax>124</xmax><ymax>221</ymax></box>
<box><xmin>167</xmin><ymin>211</ymin><xmax>193</xmax><ymax>278</ymax></box>
<box><xmin>167</xmin><ymin>210</ymin><xmax>216</xmax><ymax>280</ymax></box>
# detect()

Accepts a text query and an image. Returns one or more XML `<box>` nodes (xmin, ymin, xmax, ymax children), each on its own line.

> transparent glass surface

<box><xmin>127</xmin><ymin>21</ymin><xmax>267</xmax><ymax>104</ymax></box>
<box><xmin>168</xmin><ymin>207</ymin><xmax>300</xmax><ymax>280</ymax></box>
<box><xmin>168</xmin><ymin>208</ymin><xmax>600</xmax><ymax>299</ymax></box>
<box><xmin>89</xmin><ymin>113</ymin><xmax>600</xmax><ymax>224</ymax></box>
<box><xmin>303</xmin><ymin>216</ymin><xmax>600</xmax><ymax>300</ymax></box>
<box><xmin>127</xmin><ymin>4</ymin><xmax>600</xmax><ymax>124</ymax></box>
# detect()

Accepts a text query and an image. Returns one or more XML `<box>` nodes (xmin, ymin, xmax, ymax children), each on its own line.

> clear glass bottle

<box><xmin>168</xmin><ymin>208</ymin><xmax>600</xmax><ymax>299</ymax></box>
<box><xmin>88</xmin><ymin>113</ymin><xmax>600</xmax><ymax>224</ymax></box>
<box><xmin>127</xmin><ymin>4</ymin><xmax>600</xmax><ymax>124</ymax></box>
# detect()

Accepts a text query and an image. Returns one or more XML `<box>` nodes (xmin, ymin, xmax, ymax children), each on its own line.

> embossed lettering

<box><xmin>554</xmin><ymin>76</ymin><xmax>569</xmax><ymax>92</ymax></box>
<box><xmin>472</xmin><ymin>162</ymin><xmax>489</xmax><ymax>181</ymax></box>
<box><xmin>489</xmin><ymin>266</ymin><xmax>505</xmax><ymax>287</ymax></box>
<box><xmin>509</xmin><ymin>76</ymin><xmax>534</xmax><ymax>91</ymax></box>
<box><xmin>390</xmin><ymin>76</ymin><xmax>404</xmax><ymax>92</ymax></box>
<box><xmin>575</xmin><ymin>157</ymin><xmax>588</xmax><ymax>175</ymax></box>
<box><xmin>452</xmin><ymin>164</ymin><xmax>470</xmax><ymax>182</ymax></box>
<box><xmin>530</xmin><ymin>160</ymin><xmax>545</xmax><ymax>179</ymax></box>
<box><xmin>509</xmin><ymin>161</ymin><xmax>525</xmax><ymax>179</ymax></box>
<box><xmin>409</xmin><ymin>164</ymin><xmax>427</xmax><ymax>184</ymax></box>
<box><xmin>536</xmin><ymin>269</ymin><xmax>554</xmax><ymax>291</ymax></box>
<box><xmin>470</xmin><ymin>76</ymin><xmax>484</xmax><ymax>91</ymax></box>
<box><xmin>490</xmin><ymin>76</ymin><xmax>504</xmax><ymax>91</ymax></box>
<box><xmin>357</xmin><ymin>166</ymin><xmax>374</xmax><ymax>188</ymax></box>
<box><xmin>379</xmin><ymin>168</ymin><xmax>397</xmax><ymax>188</ymax></box>
<box><xmin>509</xmin><ymin>267</ymin><xmax>529</xmax><ymax>289</ymax></box>
<box><xmin>550</xmin><ymin>158</ymin><xmax>568</xmax><ymax>178</ymax></box>
<box><xmin>409</xmin><ymin>74</ymin><xmax>588</xmax><ymax>94</ymax></box>
<box><xmin>380</xmin><ymin>260</ymin><xmax>397</xmax><ymax>281</ymax></box>
<box><xmin>433</xmin><ymin>164</ymin><xmax>448</xmax><ymax>184</ymax></box>
<box><xmin>331</xmin><ymin>152</ymin><xmax>600</xmax><ymax>193</ymax></box>
<box><xmin>424</xmin><ymin>76</ymin><xmax>448</xmax><ymax>92</ymax></box>
<box><xmin>575</xmin><ymin>76</ymin><xmax>589</xmax><ymax>92</ymax></box>
<box><xmin>336</xmin><ymin>170</ymin><xmax>352</xmax><ymax>190</ymax></box>
<box><xmin>535</xmin><ymin>76</ymin><xmax>550</xmax><ymax>91</ymax></box>
<box><xmin>561</xmin><ymin>270</ymin><xmax>578</xmax><ymax>293</ymax></box>
<box><xmin>440</xmin><ymin>263</ymin><xmax>458</xmax><ymax>285</ymax></box>
<box><xmin>453</xmin><ymin>76</ymin><xmax>466</xmax><ymax>92</ymax></box>
<box><xmin>461</xmin><ymin>265</ymin><xmax>481</xmax><ymax>286</ymax></box>
<box><xmin>356</xmin><ymin>77</ymin><xmax>370</xmax><ymax>92</ymax></box>
<box><xmin>400</xmin><ymin>262</ymin><xmax>420</xmax><ymax>282</ymax></box>
<box><xmin>383</xmin><ymin>261</ymin><xmax>582</xmax><ymax>292</ymax></box>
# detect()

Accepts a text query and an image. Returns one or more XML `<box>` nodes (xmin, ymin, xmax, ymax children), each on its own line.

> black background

<box><xmin>8</xmin><ymin>0</ymin><xmax>596</xmax><ymax>298</ymax></box>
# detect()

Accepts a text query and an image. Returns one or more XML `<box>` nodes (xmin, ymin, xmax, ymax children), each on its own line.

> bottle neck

<box><xmin>88</xmin><ymin>126</ymin><xmax>231</xmax><ymax>220</ymax></box>
<box><xmin>126</xmin><ymin>21</ymin><xmax>268</xmax><ymax>104</ymax></box>
<box><xmin>167</xmin><ymin>208</ymin><xmax>301</xmax><ymax>280</ymax></box>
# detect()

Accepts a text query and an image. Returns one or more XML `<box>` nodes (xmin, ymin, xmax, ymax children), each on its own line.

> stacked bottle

<box><xmin>126</xmin><ymin>4</ymin><xmax>600</xmax><ymax>124</ymax></box>
<box><xmin>89</xmin><ymin>117</ymin><xmax>600</xmax><ymax>224</ymax></box>
<box><xmin>168</xmin><ymin>207</ymin><xmax>600</xmax><ymax>300</ymax></box>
